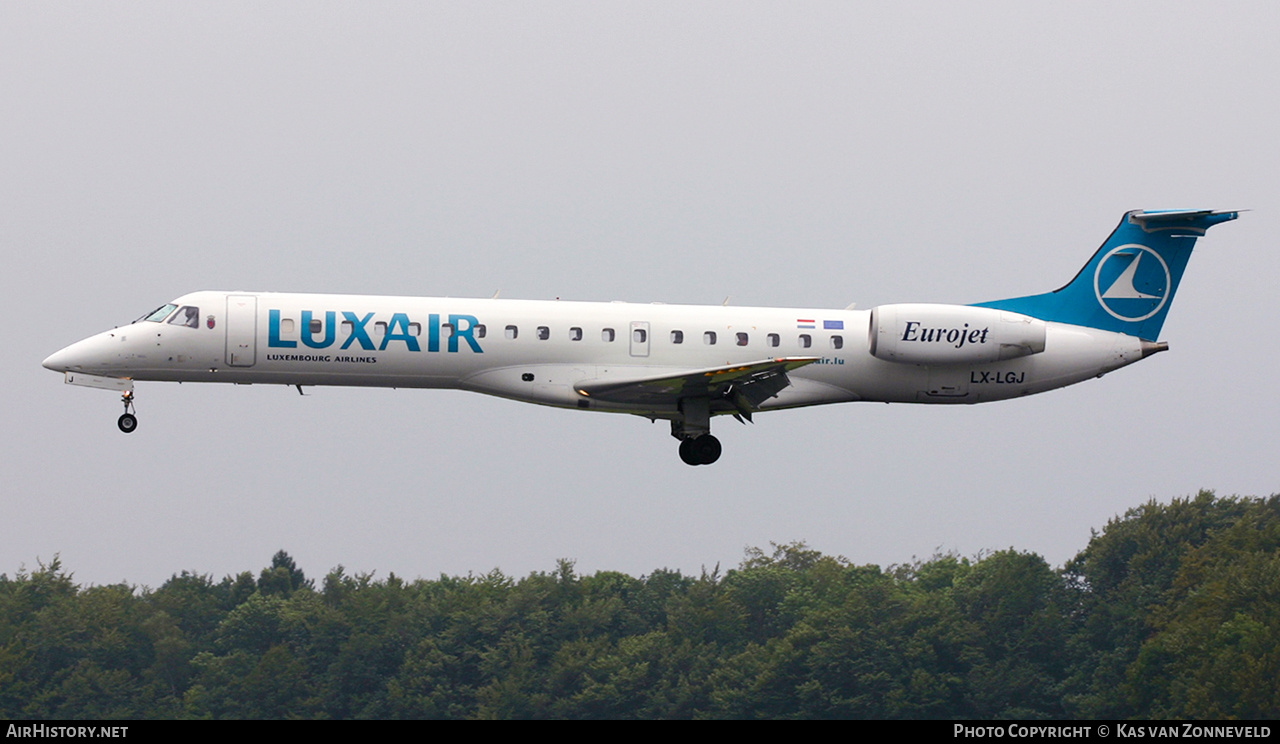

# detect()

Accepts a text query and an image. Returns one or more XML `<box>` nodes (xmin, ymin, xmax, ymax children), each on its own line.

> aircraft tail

<box><xmin>973</xmin><ymin>209</ymin><xmax>1239</xmax><ymax>340</ymax></box>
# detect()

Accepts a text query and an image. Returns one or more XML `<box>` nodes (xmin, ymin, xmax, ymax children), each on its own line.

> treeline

<box><xmin>1</xmin><ymin>490</ymin><xmax>1277</xmax><ymax>719</ymax></box>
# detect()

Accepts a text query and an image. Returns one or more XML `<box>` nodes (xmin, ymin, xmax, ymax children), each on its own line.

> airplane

<box><xmin>43</xmin><ymin>209</ymin><xmax>1238</xmax><ymax>465</ymax></box>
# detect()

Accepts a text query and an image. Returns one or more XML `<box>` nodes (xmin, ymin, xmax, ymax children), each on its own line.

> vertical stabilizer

<box><xmin>974</xmin><ymin>210</ymin><xmax>1238</xmax><ymax>340</ymax></box>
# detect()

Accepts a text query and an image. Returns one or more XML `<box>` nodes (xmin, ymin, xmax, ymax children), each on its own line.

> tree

<box><xmin>258</xmin><ymin>551</ymin><xmax>313</xmax><ymax>597</ymax></box>
<box><xmin>1061</xmin><ymin>491</ymin><xmax>1259</xmax><ymax>718</ymax></box>
<box><xmin>1124</xmin><ymin>495</ymin><xmax>1280</xmax><ymax>718</ymax></box>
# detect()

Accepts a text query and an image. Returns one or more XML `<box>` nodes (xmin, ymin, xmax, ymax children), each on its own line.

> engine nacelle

<box><xmin>869</xmin><ymin>303</ymin><xmax>1046</xmax><ymax>365</ymax></box>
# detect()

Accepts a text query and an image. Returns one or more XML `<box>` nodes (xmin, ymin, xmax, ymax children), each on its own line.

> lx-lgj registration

<box><xmin>45</xmin><ymin>209</ymin><xmax>1237</xmax><ymax>465</ymax></box>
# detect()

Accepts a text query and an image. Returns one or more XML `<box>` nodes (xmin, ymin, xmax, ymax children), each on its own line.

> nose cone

<box><xmin>42</xmin><ymin>347</ymin><xmax>73</xmax><ymax>372</ymax></box>
<box><xmin>43</xmin><ymin>333</ymin><xmax>116</xmax><ymax>374</ymax></box>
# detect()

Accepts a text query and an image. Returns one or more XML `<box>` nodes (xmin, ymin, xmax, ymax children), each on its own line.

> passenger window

<box><xmin>570</xmin><ymin>327</ymin><xmax>583</xmax><ymax>341</ymax></box>
<box><xmin>704</xmin><ymin>331</ymin><xmax>717</xmax><ymax>345</ymax></box>
<box><xmin>505</xmin><ymin>325</ymin><xmax>518</xmax><ymax>340</ymax></box>
<box><xmin>168</xmin><ymin>306</ymin><xmax>200</xmax><ymax>328</ymax></box>
<box><xmin>767</xmin><ymin>333</ymin><xmax>780</xmax><ymax>347</ymax></box>
<box><xmin>411</xmin><ymin>322</ymin><xmax>423</xmax><ymax>337</ymax></box>
<box><xmin>671</xmin><ymin>330</ymin><xmax>684</xmax><ymax>344</ymax></box>
<box><xmin>475</xmin><ymin>324</ymin><xmax>487</xmax><ymax>339</ymax></box>
<box><xmin>602</xmin><ymin>328</ymin><xmax>615</xmax><ymax>342</ymax></box>
<box><xmin>341</xmin><ymin>321</ymin><xmax>353</xmax><ymax>336</ymax></box>
<box><xmin>799</xmin><ymin>334</ymin><xmax>811</xmax><ymax>348</ymax></box>
<box><xmin>633</xmin><ymin>328</ymin><xmax>647</xmax><ymax>343</ymax></box>
<box><xmin>537</xmin><ymin>326</ymin><xmax>550</xmax><ymax>340</ymax></box>
<box><xmin>831</xmin><ymin>335</ymin><xmax>843</xmax><ymax>349</ymax></box>
<box><xmin>281</xmin><ymin>319</ymin><xmax>296</xmax><ymax>334</ymax></box>
<box><xmin>375</xmin><ymin>321</ymin><xmax>388</xmax><ymax>337</ymax></box>
<box><xmin>309</xmin><ymin>318</ymin><xmax>323</xmax><ymax>334</ymax></box>
<box><xmin>736</xmin><ymin>332</ymin><xmax>748</xmax><ymax>346</ymax></box>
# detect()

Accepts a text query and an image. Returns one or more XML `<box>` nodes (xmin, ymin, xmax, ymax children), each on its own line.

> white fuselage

<box><xmin>44</xmin><ymin>290</ymin><xmax>1156</xmax><ymax>419</ymax></box>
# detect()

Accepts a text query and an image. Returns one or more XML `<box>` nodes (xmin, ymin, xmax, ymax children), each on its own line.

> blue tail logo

<box><xmin>975</xmin><ymin>210</ymin><xmax>1238</xmax><ymax>341</ymax></box>
<box><xmin>1095</xmin><ymin>244</ymin><xmax>1170</xmax><ymax>322</ymax></box>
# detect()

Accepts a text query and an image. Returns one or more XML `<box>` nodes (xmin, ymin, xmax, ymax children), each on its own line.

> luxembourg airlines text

<box><xmin>264</xmin><ymin>354</ymin><xmax>378</xmax><ymax>364</ymax></box>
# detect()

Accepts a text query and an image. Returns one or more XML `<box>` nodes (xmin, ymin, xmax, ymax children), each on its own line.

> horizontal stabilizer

<box><xmin>1130</xmin><ymin>209</ymin><xmax>1241</xmax><ymax>233</ymax></box>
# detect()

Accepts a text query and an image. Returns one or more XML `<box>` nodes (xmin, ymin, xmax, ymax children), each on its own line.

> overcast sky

<box><xmin>5</xmin><ymin>2</ymin><xmax>1277</xmax><ymax>589</ymax></box>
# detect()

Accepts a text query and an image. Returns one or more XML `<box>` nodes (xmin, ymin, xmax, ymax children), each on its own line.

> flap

<box><xmin>575</xmin><ymin>357</ymin><xmax>820</xmax><ymax>407</ymax></box>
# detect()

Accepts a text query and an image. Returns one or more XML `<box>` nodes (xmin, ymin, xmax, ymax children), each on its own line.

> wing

<box><xmin>575</xmin><ymin>357</ymin><xmax>820</xmax><ymax>417</ymax></box>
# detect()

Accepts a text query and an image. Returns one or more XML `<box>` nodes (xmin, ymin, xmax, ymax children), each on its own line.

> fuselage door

<box><xmin>629</xmin><ymin>321</ymin><xmax>650</xmax><ymax>358</ymax></box>
<box><xmin>225</xmin><ymin>295</ymin><xmax>257</xmax><ymax>367</ymax></box>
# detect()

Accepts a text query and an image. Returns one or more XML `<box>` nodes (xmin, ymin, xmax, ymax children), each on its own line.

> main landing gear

<box><xmin>117</xmin><ymin>391</ymin><xmax>137</xmax><ymax>433</ymax></box>
<box><xmin>678</xmin><ymin>435</ymin><xmax>722</xmax><ymax>466</ymax></box>
<box><xmin>672</xmin><ymin>396</ymin><xmax>722</xmax><ymax>466</ymax></box>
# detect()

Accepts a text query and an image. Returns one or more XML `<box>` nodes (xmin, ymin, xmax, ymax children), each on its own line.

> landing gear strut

<box><xmin>117</xmin><ymin>391</ymin><xmax>137</xmax><ymax>434</ymax></box>
<box><xmin>672</xmin><ymin>396</ymin><xmax>721</xmax><ymax>466</ymax></box>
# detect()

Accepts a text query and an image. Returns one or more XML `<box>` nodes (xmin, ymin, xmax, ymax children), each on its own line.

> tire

<box><xmin>679</xmin><ymin>439</ymin><xmax>699</xmax><ymax>466</ymax></box>
<box><xmin>117</xmin><ymin>413</ymin><xmax>138</xmax><ymax>433</ymax></box>
<box><xmin>692</xmin><ymin>435</ymin><xmax>721</xmax><ymax>465</ymax></box>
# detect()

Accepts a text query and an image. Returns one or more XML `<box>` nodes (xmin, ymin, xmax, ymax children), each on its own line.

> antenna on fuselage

<box><xmin>491</xmin><ymin>290</ymin><xmax>501</xmax><ymax>299</ymax></box>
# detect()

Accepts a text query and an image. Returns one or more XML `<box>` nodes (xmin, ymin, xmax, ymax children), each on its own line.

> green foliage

<box><xmin>258</xmin><ymin>550</ymin><xmax>313</xmax><ymax>597</ymax></box>
<box><xmin>952</xmin><ymin>550</ymin><xmax>1067</xmax><ymax>718</ymax></box>
<box><xmin>1060</xmin><ymin>491</ymin><xmax>1262</xmax><ymax>718</ymax></box>
<box><xmin>1123</xmin><ymin>495</ymin><xmax>1280</xmax><ymax>718</ymax></box>
<box><xmin>1</xmin><ymin>493</ymin><xmax>1276</xmax><ymax>719</ymax></box>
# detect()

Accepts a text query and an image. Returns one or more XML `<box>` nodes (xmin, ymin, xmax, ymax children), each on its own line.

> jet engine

<box><xmin>868</xmin><ymin>303</ymin><xmax>1046</xmax><ymax>365</ymax></box>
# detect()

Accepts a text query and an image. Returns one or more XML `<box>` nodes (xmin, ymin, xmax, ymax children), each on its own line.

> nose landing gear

<box><xmin>117</xmin><ymin>391</ymin><xmax>137</xmax><ymax>433</ymax></box>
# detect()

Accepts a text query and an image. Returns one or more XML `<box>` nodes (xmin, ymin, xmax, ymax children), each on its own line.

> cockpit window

<box><xmin>137</xmin><ymin>304</ymin><xmax>178</xmax><ymax>323</ymax></box>
<box><xmin>168</xmin><ymin>306</ymin><xmax>200</xmax><ymax>328</ymax></box>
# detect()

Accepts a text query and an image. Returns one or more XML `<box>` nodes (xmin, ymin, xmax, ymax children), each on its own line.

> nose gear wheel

<box><xmin>117</xmin><ymin>391</ymin><xmax>137</xmax><ymax>433</ymax></box>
